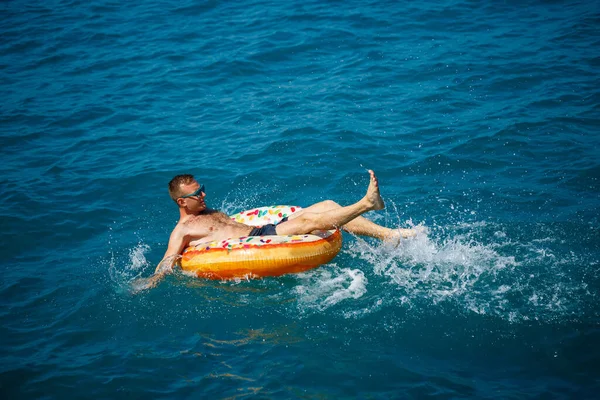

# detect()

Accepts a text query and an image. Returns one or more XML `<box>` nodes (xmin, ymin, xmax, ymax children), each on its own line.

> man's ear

<box><xmin>176</xmin><ymin>198</ymin><xmax>185</xmax><ymax>207</ymax></box>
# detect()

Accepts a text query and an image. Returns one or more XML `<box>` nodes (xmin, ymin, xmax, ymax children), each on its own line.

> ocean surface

<box><xmin>1</xmin><ymin>0</ymin><xmax>599</xmax><ymax>398</ymax></box>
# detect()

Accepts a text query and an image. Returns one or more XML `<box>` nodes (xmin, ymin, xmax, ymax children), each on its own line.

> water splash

<box><xmin>294</xmin><ymin>266</ymin><xmax>368</xmax><ymax>312</ymax></box>
<box><xmin>108</xmin><ymin>243</ymin><xmax>152</xmax><ymax>289</ymax></box>
<box><xmin>220</xmin><ymin>182</ymin><xmax>266</xmax><ymax>215</ymax></box>
<box><xmin>346</xmin><ymin>221</ymin><xmax>598</xmax><ymax>323</ymax></box>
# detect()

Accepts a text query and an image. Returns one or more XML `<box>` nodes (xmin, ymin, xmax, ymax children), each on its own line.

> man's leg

<box><xmin>290</xmin><ymin>200</ymin><xmax>414</xmax><ymax>239</ymax></box>
<box><xmin>276</xmin><ymin>170</ymin><xmax>385</xmax><ymax>236</ymax></box>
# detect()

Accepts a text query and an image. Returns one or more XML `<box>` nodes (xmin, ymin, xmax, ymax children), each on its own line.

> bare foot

<box><xmin>398</xmin><ymin>228</ymin><xmax>417</xmax><ymax>238</ymax></box>
<box><xmin>385</xmin><ymin>226</ymin><xmax>428</xmax><ymax>243</ymax></box>
<box><xmin>364</xmin><ymin>170</ymin><xmax>385</xmax><ymax>210</ymax></box>
<box><xmin>382</xmin><ymin>228</ymin><xmax>414</xmax><ymax>242</ymax></box>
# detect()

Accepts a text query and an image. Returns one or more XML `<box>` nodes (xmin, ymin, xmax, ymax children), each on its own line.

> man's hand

<box><xmin>131</xmin><ymin>273</ymin><xmax>164</xmax><ymax>293</ymax></box>
<box><xmin>131</xmin><ymin>254</ymin><xmax>181</xmax><ymax>294</ymax></box>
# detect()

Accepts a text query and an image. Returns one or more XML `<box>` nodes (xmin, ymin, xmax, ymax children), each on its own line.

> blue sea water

<box><xmin>1</xmin><ymin>0</ymin><xmax>599</xmax><ymax>398</ymax></box>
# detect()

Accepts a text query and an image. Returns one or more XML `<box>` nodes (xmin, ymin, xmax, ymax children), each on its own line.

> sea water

<box><xmin>1</xmin><ymin>0</ymin><xmax>599</xmax><ymax>398</ymax></box>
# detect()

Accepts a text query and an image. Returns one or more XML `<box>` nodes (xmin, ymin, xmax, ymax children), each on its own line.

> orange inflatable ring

<box><xmin>180</xmin><ymin>205</ymin><xmax>342</xmax><ymax>279</ymax></box>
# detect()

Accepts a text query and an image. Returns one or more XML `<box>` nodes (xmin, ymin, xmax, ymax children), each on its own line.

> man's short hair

<box><xmin>168</xmin><ymin>174</ymin><xmax>195</xmax><ymax>202</ymax></box>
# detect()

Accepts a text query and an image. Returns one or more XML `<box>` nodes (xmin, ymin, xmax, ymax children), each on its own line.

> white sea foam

<box><xmin>344</xmin><ymin>221</ymin><xmax>597</xmax><ymax>322</ymax></box>
<box><xmin>294</xmin><ymin>266</ymin><xmax>368</xmax><ymax>312</ymax></box>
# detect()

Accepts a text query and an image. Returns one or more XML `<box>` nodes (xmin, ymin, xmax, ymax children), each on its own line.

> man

<box><xmin>134</xmin><ymin>170</ymin><xmax>415</xmax><ymax>290</ymax></box>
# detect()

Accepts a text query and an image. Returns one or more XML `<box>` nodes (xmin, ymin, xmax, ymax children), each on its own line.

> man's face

<box><xmin>178</xmin><ymin>180</ymin><xmax>207</xmax><ymax>212</ymax></box>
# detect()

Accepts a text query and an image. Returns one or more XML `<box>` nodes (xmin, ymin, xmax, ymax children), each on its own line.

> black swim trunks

<box><xmin>248</xmin><ymin>217</ymin><xmax>288</xmax><ymax>236</ymax></box>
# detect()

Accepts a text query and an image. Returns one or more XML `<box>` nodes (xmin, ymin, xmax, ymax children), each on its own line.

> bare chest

<box><xmin>186</xmin><ymin>212</ymin><xmax>232</xmax><ymax>230</ymax></box>
<box><xmin>184</xmin><ymin>211</ymin><xmax>251</xmax><ymax>245</ymax></box>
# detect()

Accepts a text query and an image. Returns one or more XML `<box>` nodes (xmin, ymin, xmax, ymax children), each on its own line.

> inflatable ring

<box><xmin>180</xmin><ymin>206</ymin><xmax>342</xmax><ymax>279</ymax></box>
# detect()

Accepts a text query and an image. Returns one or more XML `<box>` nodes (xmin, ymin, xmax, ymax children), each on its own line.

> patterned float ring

<box><xmin>180</xmin><ymin>206</ymin><xmax>343</xmax><ymax>279</ymax></box>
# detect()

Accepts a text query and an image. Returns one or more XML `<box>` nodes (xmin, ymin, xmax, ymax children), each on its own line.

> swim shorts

<box><xmin>248</xmin><ymin>217</ymin><xmax>288</xmax><ymax>236</ymax></box>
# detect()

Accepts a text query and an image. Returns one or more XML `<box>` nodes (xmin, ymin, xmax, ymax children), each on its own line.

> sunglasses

<box><xmin>180</xmin><ymin>184</ymin><xmax>205</xmax><ymax>198</ymax></box>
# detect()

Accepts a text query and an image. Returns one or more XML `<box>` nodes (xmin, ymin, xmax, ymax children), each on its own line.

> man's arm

<box><xmin>131</xmin><ymin>228</ymin><xmax>188</xmax><ymax>292</ymax></box>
